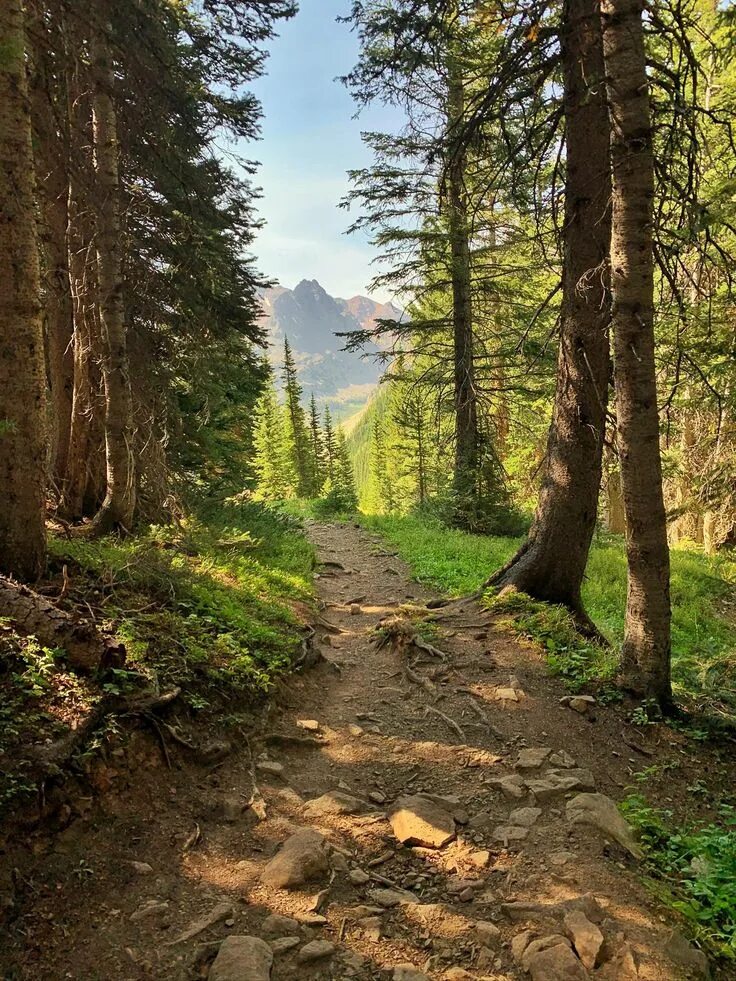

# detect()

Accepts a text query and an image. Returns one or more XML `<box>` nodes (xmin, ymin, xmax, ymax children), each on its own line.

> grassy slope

<box><xmin>361</xmin><ymin>514</ymin><xmax>736</xmax><ymax>718</ymax></box>
<box><xmin>0</xmin><ymin>500</ymin><xmax>314</xmax><ymax>813</ymax></box>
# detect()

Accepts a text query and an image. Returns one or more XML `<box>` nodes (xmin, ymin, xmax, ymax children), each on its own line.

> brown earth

<box><xmin>0</xmin><ymin>521</ymin><xmax>719</xmax><ymax>980</ymax></box>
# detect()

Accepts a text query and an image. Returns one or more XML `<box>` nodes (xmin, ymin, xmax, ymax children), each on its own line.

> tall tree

<box><xmin>602</xmin><ymin>0</ymin><xmax>672</xmax><ymax>706</ymax></box>
<box><xmin>89</xmin><ymin>8</ymin><xmax>136</xmax><ymax>532</ymax></box>
<box><xmin>308</xmin><ymin>393</ymin><xmax>325</xmax><ymax>495</ymax></box>
<box><xmin>488</xmin><ymin>0</ymin><xmax>612</xmax><ymax>634</ymax></box>
<box><xmin>0</xmin><ymin>0</ymin><xmax>48</xmax><ymax>579</ymax></box>
<box><xmin>281</xmin><ymin>337</ymin><xmax>312</xmax><ymax>496</ymax></box>
<box><xmin>323</xmin><ymin>406</ymin><xmax>338</xmax><ymax>485</ymax></box>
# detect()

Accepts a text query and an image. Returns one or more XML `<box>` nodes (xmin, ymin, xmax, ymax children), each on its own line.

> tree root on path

<box><xmin>423</xmin><ymin>705</ymin><xmax>466</xmax><ymax>741</ymax></box>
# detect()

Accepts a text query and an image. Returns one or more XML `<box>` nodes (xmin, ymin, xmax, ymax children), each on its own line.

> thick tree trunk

<box><xmin>0</xmin><ymin>575</ymin><xmax>125</xmax><ymax>672</ymax></box>
<box><xmin>59</xmin><ymin>43</ymin><xmax>98</xmax><ymax>521</ymax></box>
<box><xmin>488</xmin><ymin>0</ymin><xmax>611</xmax><ymax>629</ymax></box>
<box><xmin>446</xmin><ymin>54</ymin><xmax>479</xmax><ymax>523</ymax></box>
<box><xmin>602</xmin><ymin>0</ymin><xmax>672</xmax><ymax>707</ymax></box>
<box><xmin>27</xmin><ymin>1</ymin><xmax>74</xmax><ymax>491</ymax></box>
<box><xmin>88</xmin><ymin>15</ymin><xmax>136</xmax><ymax>533</ymax></box>
<box><xmin>0</xmin><ymin>0</ymin><xmax>48</xmax><ymax>580</ymax></box>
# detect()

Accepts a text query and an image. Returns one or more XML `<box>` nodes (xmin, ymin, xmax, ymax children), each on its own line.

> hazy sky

<box><xmin>245</xmin><ymin>0</ymin><xmax>402</xmax><ymax>301</ymax></box>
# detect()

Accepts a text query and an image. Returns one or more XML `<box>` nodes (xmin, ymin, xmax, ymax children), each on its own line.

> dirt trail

<box><xmin>1</xmin><ymin>521</ymin><xmax>709</xmax><ymax>980</ymax></box>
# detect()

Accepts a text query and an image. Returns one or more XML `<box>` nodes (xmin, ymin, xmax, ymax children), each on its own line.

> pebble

<box><xmin>296</xmin><ymin>940</ymin><xmax>335</xmax><ymax>963</ymax></box>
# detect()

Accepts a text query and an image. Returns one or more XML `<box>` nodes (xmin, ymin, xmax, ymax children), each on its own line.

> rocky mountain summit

<box><xmin>259</xmin><ymin>280</ymin><xmax>401</xmax><ymax>411</ymax></box>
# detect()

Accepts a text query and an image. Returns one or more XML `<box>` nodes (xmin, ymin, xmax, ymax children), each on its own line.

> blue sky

<box><xmin>245</xmin><ymin>0</ymin><xmax>402</xmax><ymax>301</ymax></box>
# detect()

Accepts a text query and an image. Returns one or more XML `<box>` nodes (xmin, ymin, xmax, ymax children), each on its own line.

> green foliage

<box><xmin>0</xmin><ymin>500</ymin><xmax>313</xmax><ymax>814</ymax></box>
<box><xmin>360</xmin><ymin>514</ymin><xmax>736</xmax><ymax>718</ymax></box>
<box><xmin>622</xmin><ymin>795</ymin><xmax>736</xmax><ymax>959</ymax></box>
<box><xmin>486</xmin><ymin>590</ymin><xmax>617</xmax><ymax>690</ymax></box>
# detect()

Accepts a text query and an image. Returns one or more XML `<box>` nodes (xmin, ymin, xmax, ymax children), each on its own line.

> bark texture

<box><xmin>89</xmin><ymin>14</ymin><xmax>136</xmax><ymax>533</ymax></box>
<box><xmin>27</xmin><ymin>2</ymin><xmax>74</xmax><ymax>489</ymax></box>
<box><xmin>602</xmin><ymin>0</ymin><xmax>672</xmax><ymax>706</ymax></box>
<box><xmin>0</xmin><ymin>575</ymin><xmax>126</xmax><ymax>672</ymax></box>
<box><xmin>489</xmin><ymin>0</ymin><xmax>611</xmax><ymax>625</ymax></box>
<box><xmin>0</xmin><ymin>0</ymin><xmax>48</xmax><ymax>580</ymax></box>
<box><xmin>447</xmin><ymin>51</ymin><xmax>479</xmax><ymax>522</ymax></box>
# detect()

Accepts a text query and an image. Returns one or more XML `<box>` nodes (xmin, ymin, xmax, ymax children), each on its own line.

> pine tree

<box><xmin>308</xmin><ymin>394</ymin><xmax>325</xmax><ymax>495</ymax></box>
<box><xmin>0</xmin><ymin>0</ymin><xmax>48</xmax><ymax>579</ymax></box>
<box><xmin>322</xmin><ymin>406</ymin><xmax>338</xmax><ymax>485</ymax></box>
<box><xmin>252</xmin><ymin>374</ymin><xmax>296</xmax><ymax>501</ymax></box>
<box><xmin>371</xmin><ymin>417</ymin><xmax>396</xmax><ymax>514</ymax></box>
<box><xmin>281</xmin><ymin>337</ymin><xmax>312</xmax><ymax>497</ymax></box>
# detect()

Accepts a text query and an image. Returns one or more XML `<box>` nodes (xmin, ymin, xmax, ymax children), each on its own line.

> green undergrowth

<box><xmin>359</xmin><ymin>514</ymin><xmax>736</xmax><ymax>719</ymax></box>
<box><xmin>0</xmin><ymin>499</ymin><xmax>314</xmax><ymax>814</ymax></box>
<box><xmin>622</xmin><ymin>794</ymin><xmax>736</xmax><ymax>961</ymax></box>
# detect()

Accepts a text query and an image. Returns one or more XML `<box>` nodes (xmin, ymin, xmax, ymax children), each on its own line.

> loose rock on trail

<box><xmin>0</xmin><ymin>521</ymin><xmax>712</xmax><ymax>979</ymax></box>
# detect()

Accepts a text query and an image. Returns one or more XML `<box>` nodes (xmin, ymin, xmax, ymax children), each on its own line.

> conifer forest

<box><xmin>2</xmin><ymin>1</ymin><xmax>736</xmax><ymax>979</ymax></box>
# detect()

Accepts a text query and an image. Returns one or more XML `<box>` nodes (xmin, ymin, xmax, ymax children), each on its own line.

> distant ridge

<box><xmin>258</xmin><ymin>280</ymin><xmax>401</xmax><ymax>416</ymax></box>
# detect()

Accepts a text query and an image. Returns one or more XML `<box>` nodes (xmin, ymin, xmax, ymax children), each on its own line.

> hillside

<box><xmin>258</xmin><ymin>279</ymin><xmax>401</xmax><ymax>417</ymax></box>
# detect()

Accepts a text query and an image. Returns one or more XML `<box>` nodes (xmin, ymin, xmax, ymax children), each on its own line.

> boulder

<box><xmin>388</xmin><ymin>795</ymin><xmax>456</xmax><ymax>849</ymax></box>
<box><xmin>565</xmin><ymin>794</ymin><xmax>643</xmax><ymax>859</ymax></box>
<box><xmin>261</xmin><ymin>829</ymin><xmax>330</xmax><ymax>889</ymax></box>
<box><xmin>208</xmin><ymin>936</ymin><xmax>273</xmax><ymax>981</ymax></box>
<box><xmin>475</xmin><ymin>920</ymin><xmax>501</xmax><ymax>947</ymax></box>
<box><xmin>269</xmin><ymin>937</ymin><xmax>300</xmax><ymax>955</ymax></box>
<box><xmin>521</xmin><ymin>935</ymin><xmax>573</xmax><ymax>973</ymax></box>
<box><xmin>526</xmin><ymin>942</ymin><xmax>588</xmax><ymax>980</ymax></box>
<box><xmin>494</xmin><ymin>825</ymin><xmax>529</xmax><ymax>843</ymax></box>
<box><xmin>564</xmin><ymin>910</ymin><xmax>604</xmax><ymax>969</ymax></box>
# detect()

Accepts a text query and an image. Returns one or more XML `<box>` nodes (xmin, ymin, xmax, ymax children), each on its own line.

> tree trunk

<box><xmin>446</xmin><ymin>50</ymin><xmax>479</xmax><ymax>524</ymax></box>
<box><xmin>88</xmin><ymin>13</ymin><xmax>136</xmax><ymax>533</ymax></box>
<box><xmin>488</xmin><ymin>0</ymin><xmax>611</xmax><ymax>631</ymax></box>
<box><xmin>602</xmin><ymin>0</ymin><xmax>672</xmax><ymax>707</ymax></box>
<box><xmin>59</xmin><ymin>42</ymin><xmax>98</xmax><ymax>521</ymax></box>
<box><xmin>27</xmin><ymin>1</ymin><xmax>74</xmax><ymax>491</ymax></box>
<box><xmin>0</xmin><ymin>0</ymin><xmax>48</xmax><ymax>580</ymax></box>
<box><xmin>0</xmin><ymin>575</ymin><xmax>125</xmax><ymax>672</ymax></box>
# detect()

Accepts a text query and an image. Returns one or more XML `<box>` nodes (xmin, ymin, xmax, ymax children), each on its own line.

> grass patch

<box><xmin>622</xmin><ymin>794</ymin><xmax>736</xmax><ymax>961</ymax></box>
<box><xmin>359</xmin><ymin>513</ymin><xmax>736</xmax><ymax>717</ymax></box>
<box><xmin>0</xmin><ymin>499</ymin><xmax>314</xmax><ymax>814</ymax></box>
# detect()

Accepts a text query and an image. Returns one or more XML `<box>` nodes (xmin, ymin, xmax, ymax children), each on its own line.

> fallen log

<box><xmin>0</xmin><ymin>575</ymin><xmax>125</xmax><ymax>672</ymax></box>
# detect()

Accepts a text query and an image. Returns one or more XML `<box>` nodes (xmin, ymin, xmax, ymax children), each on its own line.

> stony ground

<box><xmin>0</xmin><ymin>521</ymin><xmax>714</xmax><ymax>980</ymax></box>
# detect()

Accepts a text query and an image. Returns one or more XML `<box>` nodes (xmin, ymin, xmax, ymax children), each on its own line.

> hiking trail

<box><xmin>1</xmin><ymin>521</ymin><xmax>711</xmax><ymax>980</ymax></box>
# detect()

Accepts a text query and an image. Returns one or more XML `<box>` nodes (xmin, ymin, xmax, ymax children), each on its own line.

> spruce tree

<box><xmin>252</xmin><ymin>375</ymin><xmax>296</xmax><ymax>501</ymax></box>
<box><xmin>281</xmin><ymin>337</ymin><xmax>313</xmax><ymax>497</ymax></box>
<box><xmin>322</xmin><ymin>406</ymin><xmax>338</xmax><ymax>485</ymax></box>
<box><xmin>371</xmin><ymin>417</ymin><xmax>396</xmax><ymax>514</ymax></box>
<box><xmin>335</xmin><ymin>427</ymin><xmax>359</xmax><ymax>512</ymax></box>
<box><xmin>308</xmin><ymin>393</ymin><xmax>325</xmax><ymax>495</ymax></box>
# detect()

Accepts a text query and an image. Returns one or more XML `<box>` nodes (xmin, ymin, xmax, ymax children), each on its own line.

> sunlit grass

<box><xmin>360</xmin><ymin>514</ymin><xmax>736</xmax><ymax>719</ymax></box>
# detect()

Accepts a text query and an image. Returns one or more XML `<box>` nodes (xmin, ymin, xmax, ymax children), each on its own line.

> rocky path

<box><xmin>1</xmin><ymin>521</ymin><xmax>710</xmax><ymax>980</ymax></box>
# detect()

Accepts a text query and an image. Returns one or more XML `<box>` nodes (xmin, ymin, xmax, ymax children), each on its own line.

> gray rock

<box><xmin>208</xmin><ymin>936</ymin><xmax>273</xmax><ymax>981</ymax></box>
<box><xmin>261</xmin><ymin>829</ymin><xmax>330</xmax><ymax>889</ymax></box>
<box><xmin>269</xmin><ymin>937</ymin><xmax>300</xmax><ymax>955</ymax></box>
<box><xmin>509</xmin><ymin>806</ymin><xmax>542</xmax><ymax>827</ymax></box>
<box><xmin>549</xmin><ymin>750</ymin><xmax>576</xmax><ymax>769</ymax></box>
<box><xmin>521</xmin><ymin>935</ymin><xmax>572</xmax><ymax>973</ymax></box>
<box><xmin>511</xmin><ymin>929</ymin><xmax>537</xmax><ymax>964</ymax></box>
<box><xmin>296</xmin><ymin>940</ymin><xmax>335</xmax><ymax>963</ymax></box>
<box><xmin>664</xmin><ymin>929</ymin><xmax>710</xmax><ymax>978</ymax></box>
<box><xmin>526</xmin><ymin>942</ymin><xmax>588</xmax><ymax>980</ymax></box>
<box><xmin>256</xmin><ymin>761</ymin><xmax>284</xmax><ymax>779</ymax></box>
<box><xmin>388</xmin><ymin>795</ymin><xmax>456</xmax><ymax>848</ymax></box>
<box><xmin>515</xmin><ymin>748</ymin><xmax>551</xmax><ymax>770</ymax></box>
<box><xmin>261</xmin><ymin>914</ymin><xmax>301</xmax><ymax>937</ymax></box>
<box><xmin>490</xmin><ymin>774</ymin><xmax>526</xmax><ymax>800</ymax></box>
<box><xmin>348</xmin><ymin>868</ymin><xmax>370</xmax><ymax>886</ymax></box>
<box><xmin>566</xmin><ymin>793</ymin><xmax>643</xmax><ymax>859</ymax></box>
<box><xmin>525</xmin><ymin>770</ymin><xmax>595</xmax><ymax>801</ymax></box>
<box><xmin>303</xmin><ymin>791</ymin><xmax>369</xmax><ymax>818</ymax></box>
<box><xmin>564</xmin><ymin>909</ymin><xmax>603</xmax><ymax>969</ymax></box>
<box><xmin>369</xmin><ymin>887</ymin><xmax>420</xmax><ymax>908</ymax></box>
<box><xmin>475</xmin><ymin>920</ymin><xmax>502</xmax><ymax>947</ymax></box>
